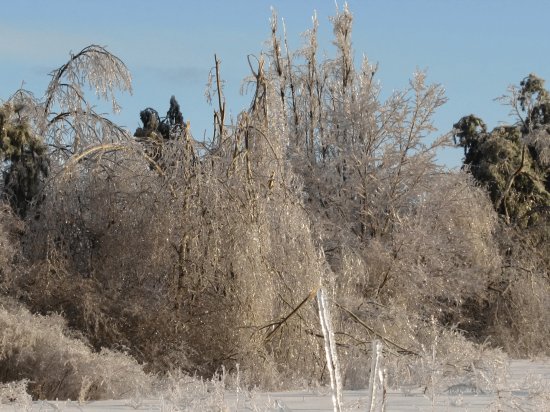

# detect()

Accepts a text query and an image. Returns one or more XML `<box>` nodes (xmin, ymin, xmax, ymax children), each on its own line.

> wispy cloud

<box><xmin>0</xmin><ymin>23</ymin><xmax>92</xmax><ymax>65</ymax></box>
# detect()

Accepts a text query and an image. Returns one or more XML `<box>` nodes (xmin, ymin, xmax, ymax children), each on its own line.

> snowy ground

<box><xmin>2</xmin><ymin>360</ymin><xmax>549</xmax><ymax>411</ymax></box>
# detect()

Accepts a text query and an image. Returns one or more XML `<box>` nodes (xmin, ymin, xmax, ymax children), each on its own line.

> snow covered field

<box><xmin>2</xmin><ymin>360</ymin><xmax>548</xmax><ymax>412</ymax></box>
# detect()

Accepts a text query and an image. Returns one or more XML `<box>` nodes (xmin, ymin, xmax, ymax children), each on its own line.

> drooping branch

<box><xmin>44</xmin><ymin>45</ymin><xmax>132</xmax><ymax>118</ymax></box>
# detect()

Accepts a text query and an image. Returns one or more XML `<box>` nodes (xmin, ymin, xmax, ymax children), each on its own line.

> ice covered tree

<box><xmin>41</xmin><ymin>44</ymin><xmax>132</xmax><ymax>155</ymax></box>
<box><xmin>262</xmin><ymin>6</ymin><xmax>507</xmax><ymax>381</ymax></box>
<box><xmin>267</xmin><ymin>5</ymin><xmax>451</xmax><ymax>245</ymax></box>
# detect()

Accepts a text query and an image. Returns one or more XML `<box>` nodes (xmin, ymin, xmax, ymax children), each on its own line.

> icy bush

<box><xmin>487</xmin><ymin>222</ymin><xmax>550</xmax><ymax>356</ymax></box>
<box><xmin>18</xmin><ymin>59</ymin><xmax>326</xmax><ymax>388</ymax></box>
<box><xmin>0</xmin><ymin>380</ymin><xmax>32</xmax><ymax>410</ymax></box>
<box><xmin>0</xmin><ymin>204</ymin><xmax>24</xmax><ymax>293</ymax></box>
<box><xmin>0</xmin><ymin>297</ymin><xmax>153</xmax><ymax>400</ymax></box>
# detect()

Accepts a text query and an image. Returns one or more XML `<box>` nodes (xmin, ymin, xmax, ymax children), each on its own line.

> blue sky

<box><xmin>1</xmin><ymin>1</ymin><xmax>549</xmax><ymax>168</ymax></box>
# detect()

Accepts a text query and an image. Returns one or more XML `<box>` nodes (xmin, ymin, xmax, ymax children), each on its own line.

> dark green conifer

<box><xmin>453</xmin><ymin>75</ymin><xmax>550</xmax><ymax>226</ymax></box>
<box><xmin>0</xmin><ymin>103</ymin><xmax>48</xmax><ymax>217</ymax></box>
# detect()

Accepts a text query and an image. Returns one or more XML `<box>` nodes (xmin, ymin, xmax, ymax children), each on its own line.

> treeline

<box><xmin>0</xmin><ymin>5</ymin><xmax>548</xmax><ymax>400</ymax></box>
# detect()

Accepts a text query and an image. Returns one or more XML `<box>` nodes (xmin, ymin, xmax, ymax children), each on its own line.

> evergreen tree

<box><xmin>0</xmin><ymin>103</ymin><xmax>48</xmax><ymax>217</ymax></box>
<box><xmin>453</xmin><ymin>75</ymin><xmax>550</xmax><ymax>226</ymax></box>
<box><xmin>134</xmin><ymin>96</ymin><xmax>188</xmax><ymax>166</ymax></box>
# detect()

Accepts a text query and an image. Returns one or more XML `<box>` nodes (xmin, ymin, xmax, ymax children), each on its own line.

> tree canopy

<box><xmin>134</xmin><ymin>96</ymin><xmax>190</xmax><ymax>166</ymax></box>
<box><xmin>0</xmin><ymin>102</ymin><xmax>48</xmax><ymax>217</ymax></box>
<box><xmin>453</xmin><ymin>74</ymin><xmax>550</xmax><ymax>226</ymax></box>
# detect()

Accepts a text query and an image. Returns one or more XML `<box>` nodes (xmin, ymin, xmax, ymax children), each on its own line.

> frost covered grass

<box><xmin>1</xmin><ymin>360</ymin><xmax>549</xmax><ymax>411</ymax></box>
<box><xmin>0</xmin><ymin>297</ymin><xmax>153</xmax><ymax>401</ymax></box>
<box><xmin>1</xmin><ymin>290</ymin><xmax>549</xmax><ymax>409</ymax></box>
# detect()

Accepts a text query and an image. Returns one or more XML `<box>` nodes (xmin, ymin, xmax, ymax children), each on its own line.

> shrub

<box><xmin>0</xmin><ymin>203</ymin><xmax>24</xmax><ymax>295</ymax></box>
<box><xmin>0</xmin><ymin>297</ymin><xmax>153</xmax><ymax>400</ymax></box>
